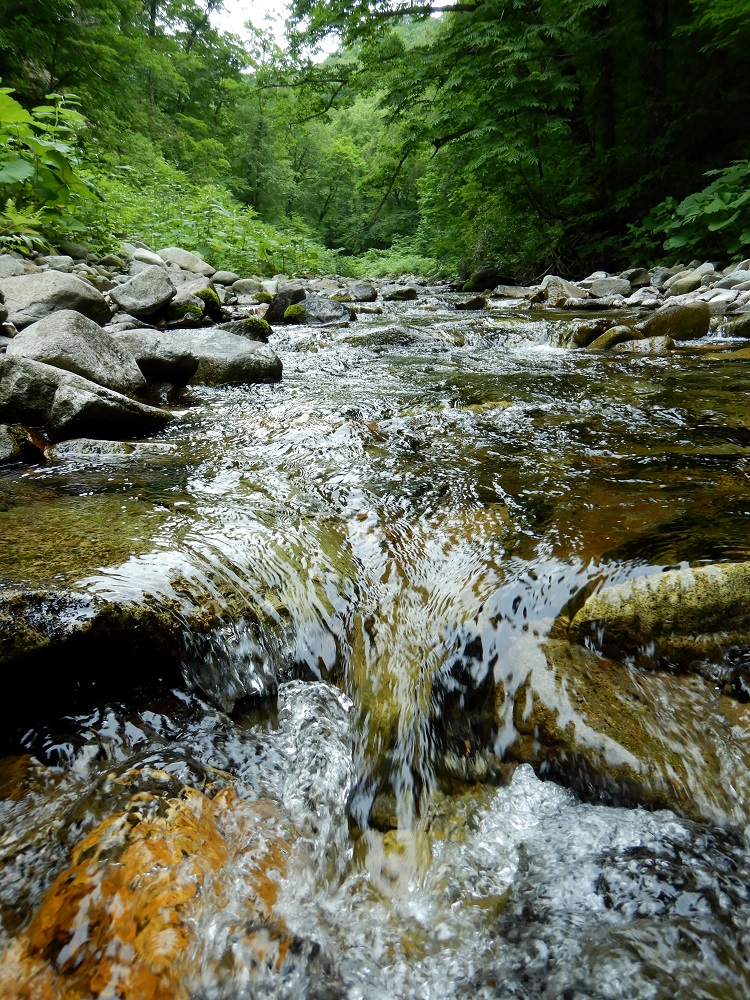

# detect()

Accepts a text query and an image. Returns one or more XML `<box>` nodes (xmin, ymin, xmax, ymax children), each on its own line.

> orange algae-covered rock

<box><xmin>0</xmin><ymin>782</ymin><xmax>298</xmax><ymax>999</ymax></box>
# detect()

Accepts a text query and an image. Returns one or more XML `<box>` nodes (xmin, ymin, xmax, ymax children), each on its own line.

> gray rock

<box><xmin>588</xmin><ymin>277</ymin><xmax>632</xmax><ymax>298</ymax></box>
<box><xmin>156</xmin><ymin>247</ymin><xmax>214</xmax><ymax>276</ymax></box>
<box><xmin>619</xmin><ymin>267</ymin><xmax>651</xmax><ymax>288</ymax></box>
<box><xmin>723</xmin><ymin>314</ymin><xmax>750</xmax><ymax>338</ymax></box>
<box><xmin>381</xmin><ymin>284</ymin><xmax>419</xmax><ymax>302</ymax></box>
<box><xmin>57</xmin><ymin>240</ymin><xmax>90</xmax><ymax>260</ymax></box>
<box><xmin>232</xmin><ymin>278</ymin><xmax>263</xmax><ymax>296</ymax></box>
<box><xmin>98</xmin><ymin>254</ymin><xmax>127</xmax><ymax>268</ymax></box>
<box><xmin>540</xmin><ymin>275</ymin><xmax>587</xmax><ymax>307</ymax></box>
<box><xmin>39</xmin><ymin>255</ymin><xmax>74</xmax><ymax>272</ymax></box>
<box><xmin>0</xmin><ymin>355</ymin><xmax>172</xmax><ymax>441</ymax></box>
<box><xmin>455</xmin><ymin>295</ymin><xmax>487</xmax><ymax>311</ymax></box>
<box><xmin>493</xmin><ymin>284</ymin><xmax>538</xmax><ymax>299</ymax></box>
<box><xmin>0</xmin><ymin>255</ymin><xmax>26</xmax><ymax>279</ymax></box>
<box><xmin>303</xmin><ymin>294</ymin><xmax>351</xmax><ymax>324</ymax></box>
<box><xmin>666</xmin><ymin>274</ymin><xmax>703</xmax><ymax>297</ymax></box>
<box><xmin>562</xmin><ymin>296</ymin><xmax>623</xmax><ymax>310</ymax></box>
<box><xmin>349</xmin><ymin>281</ymin><xmax>378</xmax><ymax>302</ymax></box>
<box><xmin>716</xmin><ymin>270</ymin><xmax>750</xmax><ymax>289</ymax></box>
<box><xmin>5</xmin><ymin>310</ymin><xmax>147</xmax><ymax>399</ymax></box>
<box><xmin>610</xmin><ymin>335</ymin><xmax>674</xmax><ymax>355</ymax></box>
<box><xmin>625</xmin><ymin>286</ymin><xmax>661</xmax><ymax>307</ymax></box>
<box><xmin>212</xmin><ymin>271</ymin><xmax>239</xmax><ymax>285</ymax></box>
<box><xmin>0</xmin><ymin>272</ymin><xmax>111</xmax><ymax>328</ymax></box>
<box><xmin>637</xmin><ymin>300</ymin><xmax>711</xmax><ymax>341</ymax></box>
<box><xmin>113</xmin><ymin>328</ymin><xmax>282</xmax><ymax>387</ymax></box>
<box><xmin>650</xmin><ymin>266</ymin><xmax>682</xmax><ymax>289</ymax></box>
<box><xmin>109</xmin><ymin>265</ymin><xmax>176</xmax><ymax>317</ymax></box>
<box><xmin>132</xmin><ymin>248</ymin><xmax>167</xmax><ymax>268</ymax></box>
<box><xmin>266</xmin><ymin>285</ymin><xmax>306</xmax><ymax>323</ymax></box>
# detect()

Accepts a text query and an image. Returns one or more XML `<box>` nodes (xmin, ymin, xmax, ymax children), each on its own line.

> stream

<box><xmin>0</xmin><ymin>290</ymin><xmax>749</xmax><ymax>998</ymax></box>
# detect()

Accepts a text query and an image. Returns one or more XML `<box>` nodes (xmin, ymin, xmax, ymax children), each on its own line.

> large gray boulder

<box><xmin>0</xmin><ymin>355</ymin><xmax>172</xmax><ymax>441</ymax></box>
<box><xmin>637</xmin><ymin>300</ymin><xmax>711</xmax><ymax>341</ymax></box>
<box><xmin>381</xmin><ymin>284</ymin><xmax>419</xmax><ymax>302</ymax></box>
<box><xmin>0</xmin><ymin>255</ymin><xmax>26</xmax><ymax>279</ymax></box>
<box><xmin>0</xmin><ymin>271</ymin><xmax>111</xmax><ymax>327</ymax></box>
<box><xmin>113</xmin><ymin>328</ymin><xmax>282</xmax><ymax>387</ymax></box>
<box><xmin>5</xmin><ymin>310</ymin><xmax>147</xmax><ymax>398</ymax></box>
<box><xmin>109</xmin><ymin>265</ymin><xmax>176</xmax><ymax>317</ymax></box>
<box><xmin>303</xmin><ymin>294</ymin><xmax>351</xmax><ymax>324</ymax></box>
<box><xmin>349</xmin><ymin>281</ymin><xmax>377</xmax><ymax>302</ymax></box>
<box><xmin>156</xmin><ymin>247</ymin><xmax>214</xmax><ymax>276</ymax></box>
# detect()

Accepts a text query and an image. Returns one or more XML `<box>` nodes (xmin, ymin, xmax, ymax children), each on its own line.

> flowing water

<box><xmin>1</xmin><ymin>291</ymin><xmax>749</xmax><ymax>998</ymax></box>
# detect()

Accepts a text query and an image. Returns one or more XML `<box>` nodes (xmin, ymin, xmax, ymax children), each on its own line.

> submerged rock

<box><xmin>568</xmin><ymin>562</ymin><xmax>750</xmax><ymax>669</ymax></box>
<box><xmin>5</xmin><ymin>309</ymin><xmax>147</xmax><ymax>398</ymax></box>
<box><xmin>586</xmin><ymin>325</ymin><xmax>642</xmax><ymax>350</ymax></box>
<box><xmin>501</xmin><ymin>638</ymin><xmax>750</xmax><ymax>825</ymax></box>
<box><xmin>0</xmin><ymin>271</ymin><xmax>111</xmax><ymax>328</ymax></box>
<box><xmin>610</xmin><ymin>334</ymin><xmax>675</xmax><ymax>355</ymax></box>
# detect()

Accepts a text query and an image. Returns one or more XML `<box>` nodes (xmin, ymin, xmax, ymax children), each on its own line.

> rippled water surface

<box><xmin>1</xmin><ymin>293</ymin><xmax>749</xmax><ymax>997</ymax></box>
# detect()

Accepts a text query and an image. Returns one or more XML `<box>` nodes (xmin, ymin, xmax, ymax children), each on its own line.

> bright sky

<box><xmin>211</xmin><ymin>0</ymin><xmax>290</xmax><ymax>45</ymax></box>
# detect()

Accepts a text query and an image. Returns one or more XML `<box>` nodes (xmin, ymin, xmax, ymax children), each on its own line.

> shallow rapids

<box><xmin>1</xmin><ymin>290</ymin><xmax>750</xmax><ymax>997</ymax></box>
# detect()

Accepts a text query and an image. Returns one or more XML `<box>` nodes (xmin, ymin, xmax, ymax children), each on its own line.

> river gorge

<box><xmin>0</xmin><ymin>285</ymin><xmax>749</xmax><ymax>998</ymax></box>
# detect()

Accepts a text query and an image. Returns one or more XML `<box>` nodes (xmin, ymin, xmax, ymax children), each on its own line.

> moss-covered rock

<box><xmin>586</xmin><ymin>325</ymin><xmax>642</xmax><ymax>350</ymax></box>
<box><xmin>194</xmin><ymin>287</ymin><xmax>223</xmax><ymax>320</ymax></box>
<box><xmin>283</xmin><ymin>303</ymin><xmax>307</xmax><ymax>324</ymax></box>
<box><xmin>243</xmin><ymin>316</ymin><xmax>272</xmax><ymax>340</ymax></box>
<box><xmin>568</xmin><ymin>562</ymin><xmax>750</xmax><ymax>669</ymax></box>
<box><xmin>499</xmin><ymin>638</ymin><xmax>750</xmax><ymax>825</ymax></box>
<box><xmin>254</xmin><ymin>291</ymin><xmax>273</xmax><ymax>304</ymax></box>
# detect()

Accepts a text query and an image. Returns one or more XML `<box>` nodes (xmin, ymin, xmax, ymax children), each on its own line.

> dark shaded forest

<box><xmin>1</xmin><ymin>0</ymin><xmax>749</xmax><ymax>277</ymax></box>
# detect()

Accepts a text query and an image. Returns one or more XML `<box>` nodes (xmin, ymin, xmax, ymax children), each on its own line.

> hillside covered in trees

<box><xmin>1</xmin><ymin>0</ymin><xmax>749</xmax><ymax>277</ymax></box>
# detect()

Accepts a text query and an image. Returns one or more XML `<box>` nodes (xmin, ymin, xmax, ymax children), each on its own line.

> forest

<box><xmin>1</xmin><ymin>0</ymin><xmax>749</xmax><ymax>278</ymax></box>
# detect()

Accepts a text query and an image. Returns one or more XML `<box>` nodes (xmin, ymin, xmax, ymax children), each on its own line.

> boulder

<box><xmin>587</xmin><ymin>277</ymin><xmax>632</xmax><ymax>298</ymax></box>
<box><xmin>570</xmin><ymin>318</ymin><xmax>614</xmax><ymax>347</ymax></box>
<box><xmin>0</xmin><ymin>272</ymin><xmax>111</xmax><ymax>328</ymax></box>
<box><xmin>650</xmin><ymin>266</ymin><xmax>682</xmax><ymax>289</ymax></box>
<box><xmin>303</xmin><ymin>294</ymin><xmax>351</xmax><ymax>324</ymax></box>
<box><xmin>212</xmin><ymin>270</ymin><xmax>239</xmax><ymax>285</ymax></box>
<box><xmin>349</xmin><ymin>281</ymin><xmax>377</xmax><ymax>302</ymax></box>
<box><xmin>586</xmin><ymin>326</ymin><xmax>642</xmax><ymax>350</ymax></box>
<box><xmin>266</xmin><ymin>285</ymin><xmax>306</xmax><ymax>323</ymax></box>
<box><xmin>636</xmin><ymin>300</ymin><xmax>711</xmax><ymax>341</ymax></box>
<box><xmin>715</xmin><ymin>270</ymin><xmax>750</xmax><ymax>289</ymax></box>
<box><xmin>569</xmin><ymin>562</ymin><xmax>750</xmax><ymax>669</ymax></box>
<box><xmin>381</xmin><ymin>284</ymin><xmax>419</xmax><ymax>301</ymax></box>
<box><xmin>610</xmin><ymin>335</ymin><xmax>674</xmax><ymax>355</ymax></box>
<box><xmin>455</xmin><ymin>295</ymin><xmax>487</xmax><ymax>311</ymax></box>
<box><xmin>462</xmin><ymin>265</ymin><xmax>510</xmax><ymax>292</ymax></box>
<box><xmin>620</xmin><ymin>267</ymin><xmax>651</xmax><ymax>288</ymax></box>
<box><xmin>0</xmin><ymin>255</ymin><xmax>26</xmax><ymax>279</ymax></box>
<box><xmin>109</xmin><ymin>265</ymin><xmax>176</xmax><ymax>317</ymax></box>
<box><xmin>0</xmin><ymin>423</ymin><xmax>26</xmax><ymax>464</ymax></box>
<box><xmin>156</xmin><ymin>247</ymin><xmax>214</xmax><ymax>276</ymax></box>
<box><xmin>131</xmin><ymin>248</ymin><xmax>167</xmax><ymax>268</ymax></box>
<box><xmin>5</xmin><ymin>310</ymin><xmax>147</xmax><ymax>398</ymax></box>
<box><xmin>232</xmin><ymin>278</ymin><xmax>264</xmax><ymax>297</ymax></box>
<box><xmin>724</xmin><ymin>314</ymin><xmax>750</xmax><ymax>338</ymax></box>
<box><xmin>113</xmin><ymin>328</ymin><xmax>282</xmax><ymax>387</ymax></box>
<box><xmin>493</xmin><ymin>284</ymin><xmax>539</xmax><ymax>299</ymax></box>
<box><xmin>666</xmin><ymin>274</ymin><xmax>703</xmax><ymax>297</ymax></box>
<box><xmin>540</xmin><ymin>275</ymin><xmax>588</xmax><ymax>308</ymax></box>
<box><xmin>0</xmin><ymin>355</ymin><xmax>172</xmax><ymax>441</ymax></box>
<box><xmin>502</xmin><ymin>638</ymin><xmax>750</xmax><ymax>825</ymax></box>
<box><xmin>39</xmin><ymin>255</ymin><xmax>74</xmax><ymax>273</ymax></box>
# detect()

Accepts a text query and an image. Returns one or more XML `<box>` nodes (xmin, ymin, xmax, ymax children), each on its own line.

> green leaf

<box><xmin>0</xmin><ymin>93</ymin><xmax>34</xmax><ymax>126</ymax></box>
<box><xmin>0</xmin><ymin>158</ymin><xmax>36</xmax><ymax>183</ymax></box>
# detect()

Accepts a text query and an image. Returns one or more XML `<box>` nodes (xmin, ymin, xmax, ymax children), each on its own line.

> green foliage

<box><xmin>631</xmin><ymin>161</ymin><xmax>750</xmax><ymax>260</ymax></box>
<box><xmin>82</xmin><ymin>151</ymin><xmax>345</xmax><ymax>275</ymax></box>
<box><xmin>0</xmin><ymin>87</ymin><xmax>94</xmax><ymax>252</ymax></box>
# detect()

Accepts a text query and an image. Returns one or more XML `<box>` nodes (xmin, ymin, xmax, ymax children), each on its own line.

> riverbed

<box><xmin>0</xmin><ymin>290</ymin><xmax>749</xmax><ymax>998</ymax></box>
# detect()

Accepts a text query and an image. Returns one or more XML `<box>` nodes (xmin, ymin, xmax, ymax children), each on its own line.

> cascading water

<box><xmin>0</xmin><ymin>291</ymin><xmax>749</xmax><ymax>997</ymax></box>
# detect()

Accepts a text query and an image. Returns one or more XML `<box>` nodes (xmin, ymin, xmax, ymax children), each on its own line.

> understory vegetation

<box><xmin>0</xmin><ymin>0</ymin><xmax>748</xmax><ymax>276</ymax></box>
